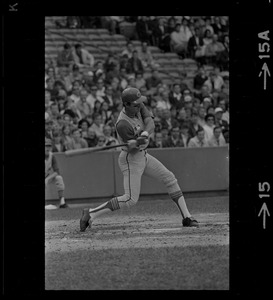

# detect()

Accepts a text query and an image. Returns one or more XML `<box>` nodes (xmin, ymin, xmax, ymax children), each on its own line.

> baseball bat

<box><xmin>65</xmin><ymin>143</ymin><xmax>128</xmax><ymax>157</ymax></box>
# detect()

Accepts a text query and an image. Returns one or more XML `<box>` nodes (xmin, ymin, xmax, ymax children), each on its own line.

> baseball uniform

<box><xmin>80</xmin><ymin>88</ymin><xmax>198</xmax><ymax>230</ymax></box>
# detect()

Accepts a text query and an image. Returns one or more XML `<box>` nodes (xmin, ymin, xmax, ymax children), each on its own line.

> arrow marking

<box><xmin>259</xmin><ymin>62</ymin><xmax>271</xmax><ymax>90</ymax></box>
<box><xmin>258</xmin><ymin>202</ymin><xmax>270</xmax><ymax>229</ymax></box>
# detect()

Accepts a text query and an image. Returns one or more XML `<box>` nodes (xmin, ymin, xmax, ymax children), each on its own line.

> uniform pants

<box><xmin>117</xmin><ymin>150</ymin><xmax>178</xmax><ymax>208</ymax></box>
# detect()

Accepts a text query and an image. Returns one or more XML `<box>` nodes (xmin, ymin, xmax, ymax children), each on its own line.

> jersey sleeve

<box><xmin>51</xmin><ymin>155</ymin><xmax>60</xmax><ymax>174</ymax></box>
<box><xmin>116</xmin><ymin>120</ymin><xmax>136</xmax><ymax>142</ymax></box>
<box><xmin>140</xmin><ymin>103</ymin><xmax>154</xmax><ymax>120</ymax></box>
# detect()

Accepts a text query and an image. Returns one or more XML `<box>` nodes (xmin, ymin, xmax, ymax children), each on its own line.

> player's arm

<box><xmin>140</xmin><ymin>103</ymin><xmax>155</xmax><ymax>138</ymax></box>
<box><xmin>116</xmin><ymin>120</ymin><xmax>140</xmax><ymax>152</ymax></box>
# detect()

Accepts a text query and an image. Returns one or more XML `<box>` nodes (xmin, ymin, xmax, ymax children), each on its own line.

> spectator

<box><xmin>211</xmin><ymin>16</ymin><xmax>224</xmax><ymax>35</ymax></box>
<box><xmin>100</xmin><ymin>16</ymin><xmax>122</xmax><ymax>35</ymax></box>
<box><xmin>214</xmin><ymin>107</ymin><xmax>229</xmax><ymax>132</ymax></box>
<box><xmin>121</xmin><ymin>41</ymin><xmax>135</xmax><ymax>59</ymax></box>
<box><xmin>204</xmin><ymin>34</ymin><xmax>225</xmax><ymax>66</ymax></box>
<box><xmin>99</xmin><ymin>101</ymin><xmax>112</xmax><ymax>124</ymax></box>
<box><xmin>72</xmin><ymin>44</ymin><xmax>95</xmax><ymax>69</ymax></box>
<box><xmin>192</xmin><ymin>97</ymin><xmax>202</xmax><ymax>112</ymax></box>
<box><xmin>202</xmin><ymin>29</ymin><xmax>213</xmax><ymax>48</ymax></box>
<box><xmin>76</xmin><ymin>88</ymin><xmax>93</xmax><ymax>120</ymax></box>
<box><xmin>68</xmin><ymin>80</ymin><xmax>82</xmax><ymax>105</ymax></box>
<box><xmin>221</xmin><ymin>35</ymin><xmax>229</xmax><ymax>70</ymax></box>
<box><xmin>204</xmin><ymin>70</ymin><xmax>224</xmax><ymax>93</ymax></box>
<box><xmin>195</xmin><ymin>84</ymin><xmax>212</xmax><ymax>102</ymax></box>
<box><xmin>188</xmin><ymin>111</ymin><xmax>204</xmax><ymax>138</ymax></box>
<box><xmin>96</xmin><ymin>135</ymin><xmax>107</xmax><ymax>147</ymax></box>
<box><xmin>82</xmin><ymin>71</ymin><xmax>95</xmax><ymax>88</ymax></box>
<box><xmin>51</xmin><ymin>80</ymin><xmax>66</xmax><ymax>100</ymax></box>
<box><xmin>101</xmin><ymin>85</ymin><xmax>114</xmax><ymax>108</ymax></box>
<box><xmin>118</xmin><ymin>67</ymin><xmax>129</xmax><ymax>90</ymax></box>
<box><xmin>78</xmin><ymin>119</ymin><xmax>90</xmax><ymax>138</ymax></box>
<box><xmin>180</xmin><ymin>123</ymin><xmax>191</xmax><ymax>147</ymax></box>
<box><xmin>136</xmin><ymin>16</ymin><xmax>153</xmax><ymax>45</ymax></box>
<box><xmin>160</xmin><ymin>109</ymin><xmax>176</xmax><ymax>131</ymax></box>
<box><xmin>93</xmin><ymin>61</ymin><xmax>106</xmax><ymax>83</ymax></box>
<box><xmin>148</xmin><ymin>131</ymin><xmax>164</xmax><ymax>148</ymax></box>
<box><xmin>176</xmin><ymin>108</ymin><xmax>188</xmax><ymax>128</ymax></box>
<box><xmin>218</xmin><ymin>99</ymin><xmax>229</xmax><ymax>124</ymax></box>
<box><xmin>66</xmin><ymin>16</ymin><xmax>81</xmax><ymax>28</ymax></box>
<box><xmin>187</xmin><ymin>27</ymin><xmax>205</xmax><ymax>62</ymax></box>
<box><xmin>188</xmin><ymin>128</ymin><xmax>208</xmax><ymax>147</ymax></box>
<box><xmin>45</xmin><ymin>77</ymin><xmax>55</xmax><ymax>96</ymax></box>
<box><xmin>126</xmin><ymin>50</ymin><xmax>144</xmax><ymax>75</ymax></box>
<box><xmin>45</xmin><ymin>119</ymin><xmax>54</xmax><ymax>140</ymax></box>
<box><xmin>156</xmin><ymin>90</ymin><xmax>172</xmax><ymax>110</ymax></box>
<box><xmin>161</xmin><ymin>127</ymin><xmax>170</xmax><ymax>143</ymax></box>
<box><xmin>134</xmin><ymin>71</ymin><xmax>146</xmax><ymax>90</ymax></box>
<box><xmin>127</xmin><ymin>75</ymin><xmax>137</xmax><ymax>88</ymax></box>
<box><xmin>193</xmin><ymin>66</ymin><xmax>208</xmax><ymax>91</ymax></box>
<box><xmin>152</xmin><ymin>17</ymin><xmax>169</xmax><ymax>51</ymax></box>
<box><xmin>51</xmin><ymin>131</ymin><xmax>66</xmax><ymax>152</ymax></box>
<box><xmin>166</xmin><ymin>16</ymin><xmax>176</xmax><ymax>34</ymax></box>
<box><xmin>86</xmin><ymin>84</ymin><xmax>99</xmax><ymax>109</ymax></box>
<box><xmin>84</xmin><ymin>128</ymin><xmax>98</xmax><ymax>147</ymax></box>
<box><xmin>170</xmin><ymin>23</ymin><xmax>187</xmax><ymax>57</ymax></box>
<box><xmin>96</xmin><ymin>78</ymin><xmax>106</xmax><ymax>100</ymax></box>
<box><xmin>169</xmin><ymin>83</ymin><xmax>184</xmax><ymax>110</ymax></box>
<box><xmin>45</xmin><ymin>89</ymin><xmax>54</xmax><ymax>110</ymax></box>
<box><xmin>138</xmin><ymin>41</ymin><xmax>158</xmax><ymax>70</ymax></box>
<box><xmin>203</xmin><ymin>113</ymin><xmax>216</xmax><ymax>142</ymax></box>
<box><xmin>93</xmin><ymin>100</ymin><xmax>102</xmax><ymax>114</ymax></box>
<box><xmin>145</xmin><ymin>69</ymin><xmax>162</xmax><ymax>90</ymax></box>
<box><xmin>79</xmin><ymin>16</ymin><xmax>99</xmax><ymax>29</ymax></box>
<box><xmin>103</xmin><ymin>124</ymin><xmax>119</xmax><ymax>146</ymax></box>
<box><xmin>206</xmin><ymin>105</ymin><xmax>215</xmax><ymax>115</ymax></box>
<box><xmin>163</xmin><ymin>126</ymin><xmax>184</xmax><ymax>147</ymax></box>
<box><xmin>57</xmin><ymin>43</ymin><xmax>74</xmax><ymax>69</ymax></box>
<box><xmin>67</xmin><ymin>128</ymin><xmax>89</xmax><ymax>150</ymax></box>
<box><xmin>45</xmin><ymin>138</ymin><xmax>68</xmax><ymax>208</ymax></box>
<box><xmin>208</xmin><ymin>126</ymin><xmax>226</xmax><ymax>146</ymax></box>
<box><xmin>204</xmin><ymin>17</ymin><xmax>214</xmax><ymax>35</ymax></box>
<box><xmin>197</xmin><ymin>106</ymin><xmax>206</xmax><ymax>127</ymax></box>
<box><xmin>104</xmin><ymin>53</ymin><xmax>119</xmax><ymax>74</ymax></box>
<box><xmin>222</xmin><ymin>128</ymin><xmax>229</xmax><ymax>144</ymax></box>
<box><xmin>178</xmin><ymin>18</ymin><xmax>193</xmax><ymax>56</ymax></box>
<box><xmin>90</xmin><ymin>112</ymin><xmax>104</xmax><ymax>137</ymax></box>
<box><xmin>110</xmin><ymin>77</ymin><xmax>122</xmax><ymax>99</ymax></box>
<box><xmin>66</xmin><ymin>65</ymin><xmax>84</xmax><ymax>88</ymax></box>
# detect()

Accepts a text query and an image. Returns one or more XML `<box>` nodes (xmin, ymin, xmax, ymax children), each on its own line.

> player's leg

<box><xmin>143</xmin><ymin>153</ymin><xmax>198</xmax><ymax>227</ymax></box>
<box><xmin>54</xmin><ymin>175</ymin><xmax>68</xmax><ymax>208</ymax></box>
<box><xmin>80</xmin><ymin>151</ymin><xmax>145</xmax><ymax>231</ymax></box>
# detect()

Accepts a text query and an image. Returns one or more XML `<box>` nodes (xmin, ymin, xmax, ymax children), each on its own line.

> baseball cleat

<box><xmin>182</xmin><ymin>217</ymin><xmax>199</xmax><ymax>227</ymax></box>
<box><xmin>59</xmin><ymin>203</ymin><xmax>69</xmax><ymax>208</ymax></box>
<box><xmin>80</xmin><ymin>208</ymin><xmax>92</xmax><ymax>232</ymax></box>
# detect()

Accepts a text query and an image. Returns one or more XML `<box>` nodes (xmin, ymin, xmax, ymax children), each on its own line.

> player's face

<box><xmin>127</xmin><ymin>102</ymin><xmax>141</xmax><ymax>115</ymax></box>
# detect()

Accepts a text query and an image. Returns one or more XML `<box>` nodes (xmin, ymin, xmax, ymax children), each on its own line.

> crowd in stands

<box><xmin>45</xmin><ymin>16</ymin><xmax>229</xmax><ymax>152</ymax></box>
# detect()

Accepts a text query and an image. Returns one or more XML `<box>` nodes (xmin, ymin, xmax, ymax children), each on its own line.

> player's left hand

<box><xmin>136</xmin><ymin>136</ymin><xmax>148</xmax><ymax>146</ymax></box>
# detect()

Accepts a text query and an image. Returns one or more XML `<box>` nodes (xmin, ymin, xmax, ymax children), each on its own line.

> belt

<box><xmin>121</xmin><ymin>148</ymin><xmax>146</xmax><ymax>152</ymax></box>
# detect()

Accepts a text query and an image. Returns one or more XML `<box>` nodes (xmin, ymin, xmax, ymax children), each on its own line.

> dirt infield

<box><xmin>45</xmin><ymin>196</ymin><xmax>229</xmax><ymax>290</ymax></box>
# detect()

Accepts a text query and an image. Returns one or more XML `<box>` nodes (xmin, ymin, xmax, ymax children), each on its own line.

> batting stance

<box><xmin>80</xmin><ymin>88</ymin><xmax>198</xmax><ymax>231</ymax></box>
<box><xmin>45</xmin><ymin>138</ymin><xmax>68</xmax><ymax>208</ymax></box>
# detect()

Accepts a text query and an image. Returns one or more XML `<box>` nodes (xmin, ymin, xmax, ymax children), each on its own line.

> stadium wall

<box><xmin>45</xmin><ymin>146</ymin><xmax>229</xmax><ymax>201</ymax></box>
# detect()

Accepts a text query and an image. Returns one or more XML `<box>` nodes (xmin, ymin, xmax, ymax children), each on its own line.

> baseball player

<box><xmin>80</xmin><ymin>87</ymin><xmax>198</xmax><ymax>231</ymax></box>
<box><xmin>45</xmin><ymin>138</ymin><xmax>68</xmax><ymax>208</ymax></box>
